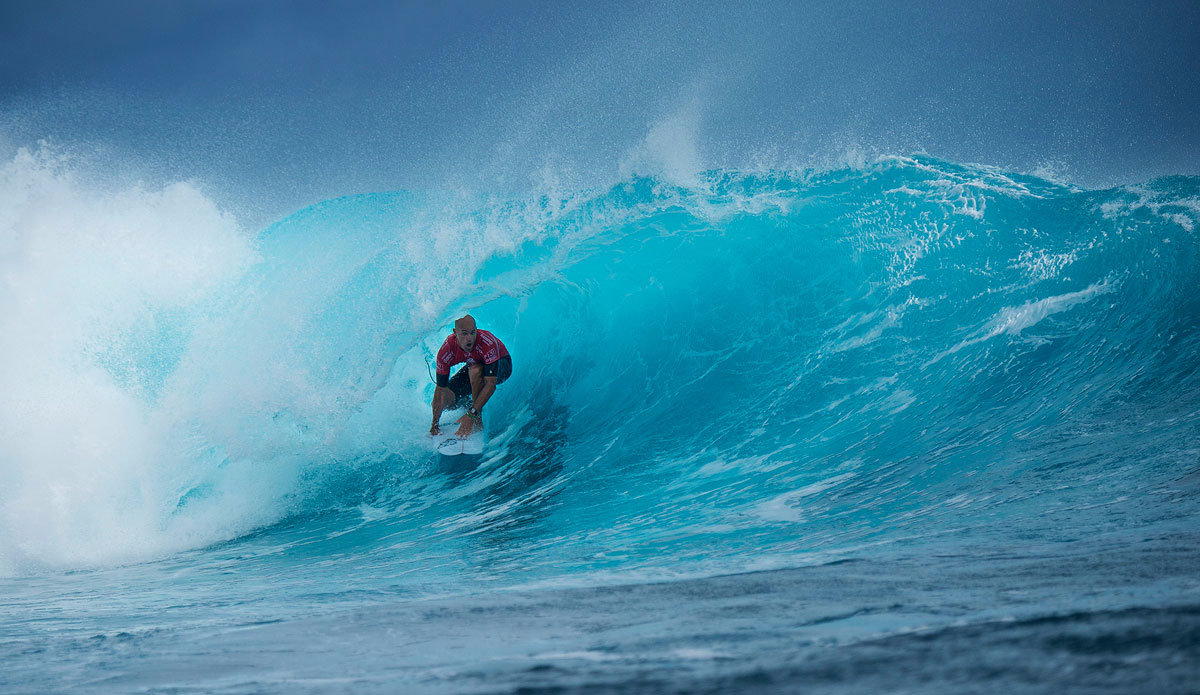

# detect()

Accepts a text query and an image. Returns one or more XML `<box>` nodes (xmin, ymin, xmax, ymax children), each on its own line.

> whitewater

<box><xmin>1</xmin><ymin>138</ymin><xmax>1197</xmax><ymax>692</ymax></box>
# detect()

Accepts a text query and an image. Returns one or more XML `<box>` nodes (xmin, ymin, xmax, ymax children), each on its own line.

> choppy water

<box><xmin>2</xmin><ymin>151</ymin><xmax>1199</xmax><ymax>693</ymax></box>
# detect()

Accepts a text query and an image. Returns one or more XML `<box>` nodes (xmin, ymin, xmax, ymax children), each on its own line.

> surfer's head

<box><xmin>453</xmin><ymin>315</ymin><xmax>477</xmax><ymax>352</ymax></box>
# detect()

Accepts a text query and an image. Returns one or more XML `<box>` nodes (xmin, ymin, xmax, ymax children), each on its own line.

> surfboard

<box><xmin>432</xmin><ymin>411</ymin><xmax>486</xmax><ymax>456</ymax></box>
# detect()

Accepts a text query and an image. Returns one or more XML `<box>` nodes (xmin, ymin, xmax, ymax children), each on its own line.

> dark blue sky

<box><xmin>2</xmin><ymin>0</ymin><xmax>1197</xmax><ymax>224</ymax></box>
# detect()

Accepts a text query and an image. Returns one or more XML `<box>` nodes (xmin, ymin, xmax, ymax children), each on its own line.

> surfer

<box><xmin>430</xmin><ymin>315</ymin><xmax>512</xmax><ymax>438</ymax></box>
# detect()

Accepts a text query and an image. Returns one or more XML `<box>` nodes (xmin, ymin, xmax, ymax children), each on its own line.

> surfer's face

<box><xmin>455</xmin><ymin>326</ymin><xmax>476</xmax><ymax>352</ymax></box>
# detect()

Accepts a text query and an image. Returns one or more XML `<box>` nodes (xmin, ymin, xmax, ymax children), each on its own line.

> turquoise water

<box><xmin>2</xmin><ymin>154</ymin><xmax>1199</xmax><ymax>692</ymax></box>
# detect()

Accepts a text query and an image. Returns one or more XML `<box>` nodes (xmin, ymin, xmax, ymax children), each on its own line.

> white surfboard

<box><xmin>432</xmin><ymin>411</ymin><xmax>486</xmax><ymax>456</ymax></box>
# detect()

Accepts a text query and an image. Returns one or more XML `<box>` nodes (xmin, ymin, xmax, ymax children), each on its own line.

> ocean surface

<box><xmin>1</xmin><ymin>148</ymin><xmax>1198</xmax><ymax>692</ymax></box>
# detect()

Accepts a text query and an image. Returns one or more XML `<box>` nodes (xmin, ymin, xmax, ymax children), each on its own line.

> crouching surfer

<box><xmin>430</xmin><ymin>315</ymin><xmax>512</xmax><ymax>438</ymax></box>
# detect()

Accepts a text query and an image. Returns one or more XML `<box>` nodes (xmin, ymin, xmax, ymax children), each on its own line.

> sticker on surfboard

<box><xmin>432</xmin><ymin>411</ymin><xmax>485</xmax><ymax>456</ymax></box>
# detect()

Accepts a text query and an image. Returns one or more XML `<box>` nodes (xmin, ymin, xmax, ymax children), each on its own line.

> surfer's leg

<box><xmin>448</xmin><ymin>367</ymin><xmax>472</xmax><ymax>409</ymax></box>
<box><xmin>468</xmin><ymin>363</ymin><xmax>484</xmax><ymax>401</ymax></box>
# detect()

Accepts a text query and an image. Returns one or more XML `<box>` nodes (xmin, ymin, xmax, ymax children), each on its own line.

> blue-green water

<box><xmin>2</xmin><ymin>155</ymin><xmax>1199</xmax><ymax>693</ymax></box>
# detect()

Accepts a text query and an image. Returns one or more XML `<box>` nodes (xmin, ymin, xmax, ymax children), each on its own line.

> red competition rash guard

<box><xmin>435</xmin><ymin>330</ymin><xmax>509</xmax><ymax>379</ymax></box>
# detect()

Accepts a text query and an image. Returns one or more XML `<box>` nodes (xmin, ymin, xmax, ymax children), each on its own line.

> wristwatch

<box><xmin>467</xmin><ymin>406</ymin><xmax>481</xmax><ymax>420</ymax></box>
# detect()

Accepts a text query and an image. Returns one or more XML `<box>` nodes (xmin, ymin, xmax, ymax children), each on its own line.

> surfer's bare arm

<box><xmin>454</xmin><ymin>377</ymin><xmax>495</xmax><ymax>436</ymax></box>
<box><xmin>431</xmin><ymin>385</ymin><xmax>455</xmax><ymax>435</ymax></box>
<box><xmin>473</xmin><ymin>377</ymin><xmax>497</xmax><ymax>415</ymax></box>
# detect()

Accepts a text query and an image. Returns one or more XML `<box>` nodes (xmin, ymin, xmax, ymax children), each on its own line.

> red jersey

<box><xmin>435</xmin><ymin>329</ymin><xmax>509</xmax><ymax>376</ymax></box>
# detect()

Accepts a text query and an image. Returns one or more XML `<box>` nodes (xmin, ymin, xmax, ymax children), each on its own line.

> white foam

<box><xmin>1012</xmin><ymin>248</ymin><xmax>1079</xmax><ymax>282</ymax></box>
<box><xmin>754</xmin><ymin>473</ymin><xmax>857</xmax><ymax>523</ymax></box>
<box><xmin>1099</xmin><ymin>185</ymin><xmax>1200</xmax><ymax>232</ymax></box>
<box><xmin>0</xmin><ymin>146</ymin><xmax>254</xmax><ymax>575</ymax></box>
<box><xmin>928</xmin><ymin>280</ymin><xmax>1114</xmax><ymax>365</ymax></box>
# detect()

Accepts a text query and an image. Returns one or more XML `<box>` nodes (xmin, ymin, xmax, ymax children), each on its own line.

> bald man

<box><xmin>430</xmin><ymin>315</ymin><xmax>513</xmax><ymax>438</ymax></box>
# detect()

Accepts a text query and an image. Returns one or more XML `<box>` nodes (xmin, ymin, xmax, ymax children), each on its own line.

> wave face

<box><xmin>1</xmin><ymin>152</ymin><xmax>1199</xmax><ymax>590</ymax></box>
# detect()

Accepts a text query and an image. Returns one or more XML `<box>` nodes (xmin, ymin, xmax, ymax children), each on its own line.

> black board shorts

<box><xmin>448</xmin><ymin>355</ymin><xmax>512</xmax><ymax>402</ymax></box>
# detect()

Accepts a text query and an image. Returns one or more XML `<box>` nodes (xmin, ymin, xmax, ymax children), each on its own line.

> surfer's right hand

<box><xmin>430</xmin><ymin>423</ymin><xmax>441</xmax><ymax>436</ymax></box>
